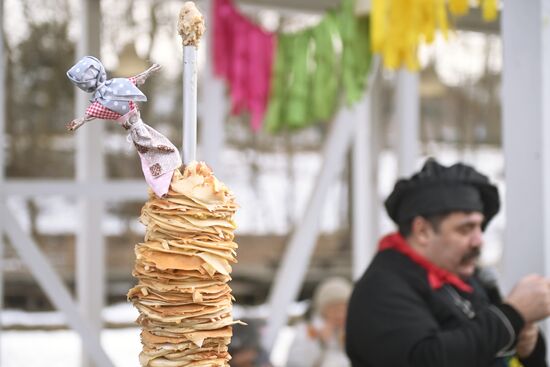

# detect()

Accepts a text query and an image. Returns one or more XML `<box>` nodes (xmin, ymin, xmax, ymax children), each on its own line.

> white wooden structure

<box><xmin>501</xmin><ymin>0</ymin><xmax>550</xmax><ymax>297</ymax></box>
<box><xmin>0</xmin><ymin>0</ymin><xmax>548</xmax><ymax>365</ymax></box>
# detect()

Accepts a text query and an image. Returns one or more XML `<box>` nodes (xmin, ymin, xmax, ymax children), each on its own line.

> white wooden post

<box><xmin>75</xmin><ymin>1</ymin><xmax>105</xmax><ymax>366</ymax></box>
<box><xmin>0</xmin><ymin>0</ymin><xmax>5</xmax><ymax>361</ymax></box>
<box><xmin>199</xmin><ymin>0</ymin><xmax>226</xmax><ymax>175</ymax></box>
<box><xmin>501</xmin><ymin>1</ymin><xmax>550</xmax><ymax>295</ymax></box>
<box><xmin>0</xmin><ymin>205</ymin><xmax>113</xmax><ymax>367</ymax></box>
<box><xmin>542</xmin><ymin>0</ymin><xmax>550</xmax><ymax>294</ymax></box>
<box><xmin>352</xmin><ymin>91</ymin><xmax>375</xmax><ymax>280</ymax></box>
<box><xmin>263</xmin><ymin>105</ymin><xmax>357</xmax><ymax>351</ymax></box>
<box><xmin>352</xmin><ymin>58</ymin><xmax>383</xmax><ymax>281</ymax></box>
<box><xmin>0</xmin><ymin>0</ymin><xmax>4</xmax><ymax>183</ymax></box>
<box><xmin>396</xmin><ymin>69</ymin><xmax>419</xmax><ymax>177</ymax></box>
<box><xmin>370</xmin><ymin>63</ymin><xmax>382</xmax><ymax>242</ymax></box>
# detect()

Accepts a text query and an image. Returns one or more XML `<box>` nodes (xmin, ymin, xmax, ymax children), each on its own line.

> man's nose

<box><xmin>471</xmin><ymin>227</ymin><xmax>483</xmax><ymax>247</ymax></box>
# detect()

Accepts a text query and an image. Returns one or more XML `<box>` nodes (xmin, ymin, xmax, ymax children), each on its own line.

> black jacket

<box><xmin>346</xmin><ymin>249</ymin><xmax>547</xmax><ymax>367</ymax></box>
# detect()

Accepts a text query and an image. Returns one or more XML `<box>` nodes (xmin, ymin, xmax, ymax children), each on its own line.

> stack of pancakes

<box><xmin>128</xmin><ymin>162</ymin><xmax>240</xmax><ymax>367</ymax></box>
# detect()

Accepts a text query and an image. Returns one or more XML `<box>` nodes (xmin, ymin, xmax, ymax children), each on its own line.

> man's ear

<box><xmin>410</xmin><ymin>216</ymin><xmax>433</xmax><ymax>247</ymax></box>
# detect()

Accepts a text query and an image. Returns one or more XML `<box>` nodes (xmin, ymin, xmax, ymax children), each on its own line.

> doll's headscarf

<box><xmin>67</xmin><ymin>56</ymin><xmax>146</xmax><ymax>116</ymax></box>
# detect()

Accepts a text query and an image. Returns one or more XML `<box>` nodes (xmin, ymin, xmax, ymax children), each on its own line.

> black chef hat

<box><xmin>384</xmin><ymin>158</ymin><xmax>500</xmax><ymax>230</ymax></box>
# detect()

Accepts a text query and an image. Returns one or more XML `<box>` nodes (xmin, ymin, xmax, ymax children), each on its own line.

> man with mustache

<box><xmin>346</xmin><ymin>159</ymin><xmax>549</xmax><ymax>367</ymax></box>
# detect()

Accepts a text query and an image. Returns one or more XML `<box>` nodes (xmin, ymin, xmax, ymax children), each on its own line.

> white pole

<box><xmin>396</xmin><ymin>69</ymin><xmax>419</xmax><ymax>177</ymax></box>
<box><xmin>542</xmin><ymin>0</ymin><xmax>550</xmax><ymax>335</ymax></box>
<box><xmin>370</xmin><ymin>63</ymin><xmax>382</xmax><ymax>243</ymax></box>
<box><xmin>352</xmin><ymin>58</ymin><xmax>381</xmax><ymax>280</ymax></box>
<box><xmin>199</xmin><ymin>0</ymin><xmax>226</xmax><ymax>175</ymax></box>
<box><xmin>502</xmin><ymin>0</ymin><xmax>550</xmax><ymax>334</ymax></box>
<box><xmin>178</xmin><ymin>2</ymin><xmax>204</xmax><ymax>165</ymax></box>
<box><xmin>183</xmin><ymin>45</ymin><xmax>198</xmax><ymax>164</ymax></box>
<box><xmin>352</xmin><ymin>91</ymin><xmax>373</xmax><ymax>280</ymax></box>
<box><xmin>0</xmin><ymin>0</ymin><xmax>4</xmax><ymax>183</ymax></box>
<box><xmin>542</xmin><ymin>0</ymin><xmax>550</xmax><ymax>284</ymax></box>
<box><xmin>0</xmin><ymin>0</ymin><xmax>5</xmax><ymax>361</ymax></box>
<box><xmin>502</xmin><ymin>1</ymin><xmax>549</xmax><ymax>288</ymax></box>
<box><xmin>76</xmin><ymin>1</ymin><xmax>105</xmax><ymax>366</ymax></box>
<box><xmin>501</xmin><ymin>0</ymin><xmax>550</xmax><ymax>288</ymax></box>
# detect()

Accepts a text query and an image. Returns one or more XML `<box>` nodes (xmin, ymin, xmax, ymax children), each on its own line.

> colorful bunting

<box><xmin>213</xmin><ymin>0</ymin><xmax>498</xmax><ymax>132</ymax></box>
<box><xmin>213</xmin><ymin>0</ymin><xmax>372</xmax><ymax>134</ymax></box>
<box><xmin>213</xmin><ymin>0</ymin><xmax>275</xmax><ymax>133</ymax></box>
<box><xmin>265</xmin><ymin>1</ymin><xmax>371</xmax><ymax>133</ymax></box>
<box><xmin>371</xmin><ymin>0</ymin><xmax>499</xmax><ymax>70</ymax></box>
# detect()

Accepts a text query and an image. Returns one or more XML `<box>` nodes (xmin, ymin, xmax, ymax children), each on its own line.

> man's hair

<box><xmin>398</xmin><ymin>213</ymin><xmax>450</xmax><ymax>238</ymax></box>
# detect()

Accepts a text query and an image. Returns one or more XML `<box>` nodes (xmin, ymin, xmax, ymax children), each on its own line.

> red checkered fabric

<box><xmin>86</xmin><ymin>102</ymin><xmax>121</xmax><ymax>120</ymax></box>
<box><xmin>85</xmin><ymin>77</ymin><xmax>138</xmax><ymax>120</ymax></box>
<box><xmin>86</xmin><ymin>101</ymin><xmax>137</xmax><ymax>120</ymax></box>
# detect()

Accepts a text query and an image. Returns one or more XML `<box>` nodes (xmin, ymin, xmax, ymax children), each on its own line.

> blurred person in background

<box><xmin>286</xmin><ymin>277</ymin><xmax>352</xmax><ymax>367</ymax></box>
<box><xmin>346</xmin><ymin>158</ymin><xmax>549</xmax><ymax>367</ymax></box>
<box><xmin>229</xmin><ymin>319</ymin><xmax>272</xmax><ymax>367</ymax></box>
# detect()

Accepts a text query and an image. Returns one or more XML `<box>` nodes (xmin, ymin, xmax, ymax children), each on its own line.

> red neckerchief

<box><xmin>378</xmin><ymin>232</ymin><xmax>473</xmax><ymax>293</ymax></box>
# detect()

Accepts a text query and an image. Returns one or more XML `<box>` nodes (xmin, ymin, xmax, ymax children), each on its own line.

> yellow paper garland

<box><xmin>372</xmin><ymin>0</ymin><xmax>499</xmax><ymax>70</ymax></box>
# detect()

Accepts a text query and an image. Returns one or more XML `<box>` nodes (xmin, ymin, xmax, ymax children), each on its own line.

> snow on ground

<box><xmin>2</xmin><ymin>303</ymin><xmax>141</xmax><ymax>366</ymax></box>
<box><xmin>2</xmin><ymin>327</ymin><xmax>141</xmax><ymax>367</ymax></box>
<box><xmin>1</xmin><ymin>302</ymin><xmax>300</xmax><ymax>367</ymax></box>
<box><xmin>1</xmin><ymin>325</ymin><xmax>296</xmax><ymax>367</ymax></box>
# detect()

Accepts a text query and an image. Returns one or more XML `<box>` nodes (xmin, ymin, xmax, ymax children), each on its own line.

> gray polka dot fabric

<box><xmin>67</xmin><ymin>56</ymin><xmax>146</xmax><ymax>115</ymax></box>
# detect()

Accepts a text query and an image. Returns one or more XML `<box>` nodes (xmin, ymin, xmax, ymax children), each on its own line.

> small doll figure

<box><xmin>67</xmin><ymin>56</ymin><xmax>182</xmax><ymax>197</ymax></box>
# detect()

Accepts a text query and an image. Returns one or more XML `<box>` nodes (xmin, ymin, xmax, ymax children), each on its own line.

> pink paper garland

<box><xmin>213</xmin><ymin>0</ymin><xmax>276</xmax><ymax>132</ymax></box>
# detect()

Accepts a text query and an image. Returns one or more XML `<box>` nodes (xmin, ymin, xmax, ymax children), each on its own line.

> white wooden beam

<box><xmin>543</xmin><ymin>0</ymin><xmax>550</xmax><ymax>287</ymax></box>
<box><xmin>199</xmin><ymin>0</ymin><xmax>226</xmax><ymax>176</ymax></box>
<box><xmin>2</xmin><ymin>180</ymin><xmax>148</xmax><ymax>199</ymax></box>
<box><xmin>0</xmin><ymin>205</ymin><xmax>114</xmax><ymax>367</ymax></box>
<box><xmin>352</xmin><ymin>91</ymin><xmax>375</xmax><ymax>280</ymax></box>
<box><xmin>0</xmin><ymin>0</ymin><xmax>4</xmax><ymax>183</ymax></box>
<box><xmin>0</xmin><ymin>0</ymin><xmax>6</xmax><ymax>361</ymax></box>
<box><xmin>262</xmin><ymin>104</ymin><xmax>356</xmax><ymax>351</ymax></box>
<box><xmin>352</xmin><ymin>58</ymin><xmax>382</xmax><ymax>281</ymax></box>
<box><xmin>501</xmin><ymin>1</ymin><xmax>550</xmax><ymax>292</ymax></box>
<box><xmin>369</xmin><ymin>63</ymin><xmax>383</xmax><ymax>243</ymax></box>
<box><xmin>396</xmin><ymin>69</ymin><xmax>420</xmax><ymax>177</ymax></box>
<box><xmin>75</xmin><ymin>1</ymin><xmax>105</xmax><ymax>366</ymax></box>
